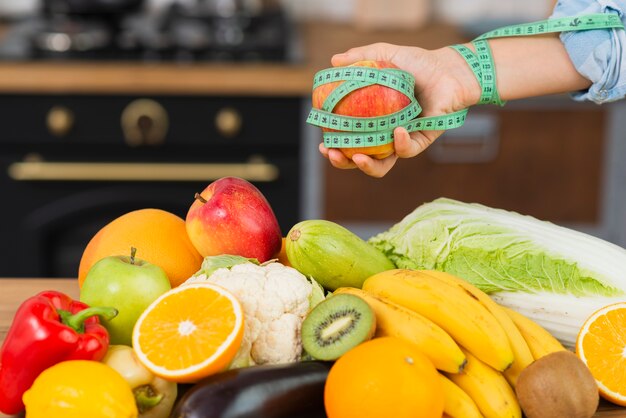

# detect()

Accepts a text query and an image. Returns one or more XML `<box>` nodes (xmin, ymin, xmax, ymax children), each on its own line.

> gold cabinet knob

<box><xmin>47</xmin><ymin>106</ymin><xmax>74</xmax><ymax>137</ymax></box>
<box><xmin>215</xmin><ymin>107</ymin><xmax>242</xmax><ymax>138</ymax></box>
<box><xmin>121</xmin><ymin>99</ymin><xmax>169</xmax><ymax>147</ymax></box>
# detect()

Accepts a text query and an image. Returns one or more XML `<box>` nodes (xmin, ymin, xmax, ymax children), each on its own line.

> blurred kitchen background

<box><xmin>0</xmin><ymin>0</ymin><xmax>625</xmax><ymax>278</ymax></box>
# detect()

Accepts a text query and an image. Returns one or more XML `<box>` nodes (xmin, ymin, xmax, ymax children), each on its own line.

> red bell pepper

<box><xmin>0</xmin><ymin>290</ymin><xmax>117</xmax><ymax>415</ymax></box>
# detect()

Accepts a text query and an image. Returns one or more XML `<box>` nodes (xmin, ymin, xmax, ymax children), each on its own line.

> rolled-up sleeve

<box><xmin>551</xmin><ymin>0</ymin><xmax>626</xmax><ymax>103</ymax></box>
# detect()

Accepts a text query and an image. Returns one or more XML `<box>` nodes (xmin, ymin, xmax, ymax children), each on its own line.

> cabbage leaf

<box><xmin>369</xmin><ymin>198</ymin><xmax>625</xmax><ymax>297</ymax></box>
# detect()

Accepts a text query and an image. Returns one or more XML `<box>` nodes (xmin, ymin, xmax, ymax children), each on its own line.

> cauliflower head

<box><xmin>185</xmin><ymin>257</ymin><xmax>323</xmax><ymax>365</ymax></box>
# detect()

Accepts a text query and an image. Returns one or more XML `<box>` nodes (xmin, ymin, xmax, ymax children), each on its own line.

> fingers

<box><xmin>328</xmin><ymin>149</ymin><xmax>357</xmax><ymax>169</ymax></box>
<box><xmin>318</xmin><ymin>142</ymin><xmax>329</xmax><ymax>158</ymax></box>
<box><xmin>318</xmin><ymin>142</ymin><xmax>397</xmax><ymax>176</ymax></box>
<box><xmin>331</xmin><ymin>43</ymin><xmax>398</xmax><ymax>67</ymax></box>
<box><xmin>319</xmin><ymin>143</ymin><xmax>358</xmax><ymax>169</ymax></box>
<box><xmin>347</xmin><ymin>127</ymin><xmax>438</xmax><ymax>177</ymax></box>
<box><xmin>352</xmin><ymin>153</ymin><xmax>398</xmax><ymax>178</ymax></box>
<box><xmin>318</xmin><ymin>128</ymin><xmax>437</xmax><ymax>177</ymax></box>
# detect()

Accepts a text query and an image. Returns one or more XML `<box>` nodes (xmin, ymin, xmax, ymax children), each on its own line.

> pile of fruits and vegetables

<box><xmin>3</xmin><ymin>62</ymin><xmax>626</xmax><ymax>418</ymax></box>
<box><xmin>2</xmin><ymin>175</ymin><xmax>626</xmax><ymax>418</ymax></box>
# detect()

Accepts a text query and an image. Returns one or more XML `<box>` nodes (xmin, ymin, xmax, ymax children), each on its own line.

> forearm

<box><xmin>461</xmin><ymin>34</ymin><xmax>592</xmax><ymax>104</ymax></box>
<box><xmin>489</xmin><ymin>34</ymin><xmax>592</xmax><ymax>101</ymax></box>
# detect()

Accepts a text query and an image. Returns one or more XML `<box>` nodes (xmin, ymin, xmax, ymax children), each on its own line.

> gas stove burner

<box><xmin>34</xmin><ymin>19</ymin><xmax>112</xmax><ymax>53</ymax></box>
<box><xmin>0</xmin><ymin>6</ymin><xmax>295</xmax><ymax>62</ymax></box>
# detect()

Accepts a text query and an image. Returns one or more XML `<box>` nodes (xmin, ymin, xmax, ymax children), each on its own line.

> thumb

<box><xmin>331</xmin><ymin>43</ymin><xmax>399</xmax><ymax>67</ymax></box>
<box><xmin>393</xmin><ymin>127</ymin><xmax>442</xmax><ymax>158</ymax></box>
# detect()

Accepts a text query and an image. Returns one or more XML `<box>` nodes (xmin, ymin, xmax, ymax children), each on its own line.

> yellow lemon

<box><xmin>23</xmin><ymin>360</ymin><xmax>138</xmax><ymax>418</ymax></box>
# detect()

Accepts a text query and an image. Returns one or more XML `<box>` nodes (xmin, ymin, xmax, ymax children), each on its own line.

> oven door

<box><xmin>1</xmin><ymin>151</ymin><xmax>299</xmax><ymax>278</ymax></box>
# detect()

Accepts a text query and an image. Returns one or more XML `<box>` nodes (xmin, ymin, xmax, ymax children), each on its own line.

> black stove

<box><xmin>0</xmin><ymin>4</ymin><xmax>294</xmax><ymax>62</ymax></box>
<box><xmin>0</xmin><ymin>2</ymin><xmax>303</xmax><ymax>278</ymax></box>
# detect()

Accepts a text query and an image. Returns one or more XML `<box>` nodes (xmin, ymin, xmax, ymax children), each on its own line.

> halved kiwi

<box><xmin>301</xmin><ymin>293</ymin><xmax>376</xmax><ymax>361</ymax></box>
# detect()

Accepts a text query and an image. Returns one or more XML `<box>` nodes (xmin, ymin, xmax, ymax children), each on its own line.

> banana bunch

<box><xmin>336</xmin><ymin>269</ymin><xmax>566</xmax><ymax>418</ymax></box>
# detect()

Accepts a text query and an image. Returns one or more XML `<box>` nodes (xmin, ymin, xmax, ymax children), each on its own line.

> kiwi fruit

<box><xmin>515</xmin><ymin>350</ymin><xmax>599</xmax><ymax>418</ymax></box>
<box><xmin>301</xmin><ymin>293</ymin><xmax>376</xmax><ymax>361</ymax></box>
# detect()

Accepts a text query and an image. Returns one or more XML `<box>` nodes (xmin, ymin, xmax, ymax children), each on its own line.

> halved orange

<box><xmin>576</xmin><ymin>302</ymin><xmax>626</xmax><ymax>405</ymax></box>
<box><xmin>132</xmin><ymin>282</ymin><xmax>244</xmax><ymax>383</ymax></box>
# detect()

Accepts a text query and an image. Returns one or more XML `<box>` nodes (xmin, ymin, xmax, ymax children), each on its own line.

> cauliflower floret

<box><xmin>252</xmin><ymin>313</ymin><xmax>301</xmax><ymax>364</ymax></box>
<box><xmin>185</xmin><ymin>261</ymin><xmax>314</xmax><ymax>365</ymax></box>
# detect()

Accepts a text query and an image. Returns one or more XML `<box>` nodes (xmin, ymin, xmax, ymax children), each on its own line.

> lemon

<box><xmin>23</xmin><ymin>360</ymin><xmax>138</xmax><ymax>418</ymax></box>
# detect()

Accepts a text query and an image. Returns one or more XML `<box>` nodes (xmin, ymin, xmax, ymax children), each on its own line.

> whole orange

<box><xmin>324</xmin><ymin>337</ymin><xmax>444</xmax><ymax>418</ymax></box>
<box><xmin>275</xmin><ymin>237</ymin><xmax>291</xmax><ymax>267</ymax></box>
<box><xmin>78</xmin><ymin>209</ymin><xmax>203</xmax><ymax>288</ymax></box>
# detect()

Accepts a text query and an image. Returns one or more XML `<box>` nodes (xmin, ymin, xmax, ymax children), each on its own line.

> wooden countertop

<box><xmin>1</xmin><ymin>278</ymin><xmax>622</xmax><ymax>417</ymax></box>
<box><xmin>0</xmin><ymin>22</ymin><xmax>467</xmax><ymax>95</ymax></box>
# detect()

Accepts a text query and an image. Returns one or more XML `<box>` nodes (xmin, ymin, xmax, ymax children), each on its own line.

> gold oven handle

<box><xmin>8</xmin><ymin>160</ymin><xmax>279</xmax><ymax>182</ymax></box>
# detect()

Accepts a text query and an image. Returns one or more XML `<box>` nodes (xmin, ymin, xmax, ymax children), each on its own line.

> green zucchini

<box><xmin>286</xmin><ymin>220</ymin><xmax>395</xmax><ymax>290</ymax></box>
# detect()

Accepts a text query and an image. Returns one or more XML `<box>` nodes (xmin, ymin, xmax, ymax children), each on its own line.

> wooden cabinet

<box><xmin>324</xmin><ymin>105</ymin><xmax>606</xmax><ymax>225</ymax></box>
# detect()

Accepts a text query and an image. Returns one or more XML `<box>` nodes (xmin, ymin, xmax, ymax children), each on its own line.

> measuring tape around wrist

<box><xmin>451</xmin><ymin>41</ymin><xmax>503</xmax><ymax>106</ymax></box>
<box><xmin>307</xmin><ymin>13</ymin><xmax>625</xmax><ymax>149</ymax></box>
<box><xmin>452</xmin><ymin>13</ymin><xmax>625</xmax><ymax>106</ymax></box>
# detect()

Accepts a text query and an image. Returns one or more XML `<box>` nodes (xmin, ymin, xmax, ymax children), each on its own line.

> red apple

<box><xmin>312</xmin><ymin>60</ymin><xmax>411</xmax><ymax>160</ymax></box>
<box><xmin>185</xmin><ymin>177</ymin><xmax>282</xmax><ymax>262</ymax></box>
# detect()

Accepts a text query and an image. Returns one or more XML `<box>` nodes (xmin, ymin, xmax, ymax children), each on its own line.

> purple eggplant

<box><xmin>170</xmin><ymin>361</ymin><xmax>332</xmax><ymax>418</ymax></box>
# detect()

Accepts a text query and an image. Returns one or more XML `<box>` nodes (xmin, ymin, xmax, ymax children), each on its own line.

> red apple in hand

<box><xmin>312</xmin><ymin>60</ymin><xmax>411</xmax><ymax>160</ymax></box>
<box><xmin>185</xmin><ymin>177</ymin><xmax>282</xmax><ymax>262</ymax></box>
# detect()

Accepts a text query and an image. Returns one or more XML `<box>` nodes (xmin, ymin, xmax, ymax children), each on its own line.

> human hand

<box><xmin>319</xmin><ymin>42</ymin><xmax>481</xmax><ymax>177</ymax></box>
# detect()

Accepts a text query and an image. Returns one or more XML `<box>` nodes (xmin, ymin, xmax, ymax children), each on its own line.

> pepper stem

<box><xmin>58</xmin><ymin>306</ymin><xmax>119</xmax><ymax>334</ymax></box>
<box><xmin>134</xmin><ymin>385</ymin><xmax>163</xmax><ymax>413</ymax></box>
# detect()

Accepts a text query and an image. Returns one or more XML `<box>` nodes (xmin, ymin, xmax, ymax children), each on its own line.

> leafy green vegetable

<box><xmin>307</xmin><ymin>276</ymin><xmax>326</xmax><ymax>310</ymax></box>
<box><xmin>369</xmin><ymin>198</ymin><xmax>624</xmax><ymax>297</ymax></box>
<box><xmin>193</xmin><ymin>255</ymin><xmax>259</xmax><ymax>278</ymax></box>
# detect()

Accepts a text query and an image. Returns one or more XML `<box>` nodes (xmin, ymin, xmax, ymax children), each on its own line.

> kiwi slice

<box><xmin>301</xmin><ymin>293</ymin><xmax>376</xmax><ymax>361</ymax></box>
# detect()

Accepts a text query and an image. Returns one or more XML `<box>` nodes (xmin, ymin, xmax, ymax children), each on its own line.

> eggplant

<box><xmin>170</xmin><ymin>361</ymin><xmax>332</xmax><ymax>418</ymax></box>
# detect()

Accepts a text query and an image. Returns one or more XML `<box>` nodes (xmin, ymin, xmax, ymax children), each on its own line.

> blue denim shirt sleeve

<box><xmin>550</xmin><ymin>0</ymin><xmax>626</xmax><ymax>103</ymax></box>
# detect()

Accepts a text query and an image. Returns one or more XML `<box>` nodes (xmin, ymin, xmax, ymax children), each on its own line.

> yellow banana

<box><xmin>334</xmin><ymin>287</ymin><xmax>466</xmax><ymax>373</ymax></box>
<box><xmin>502</xmin><ymin>306</ymin><xmax>566</xmax><ymax>360</ymax></box>
<box><xmin>439</xmin><ymin>373</ymin><xmax>483</xmax><ymax>418</ymax></box>
<box><xmin>362</xmin><ymin>269</ymin><xmax>514</xmax><ymax>371</ymax></box>
<box><xmin>446</xmin><ymin>349</ymin><xmax>521</xmax><ymax>418</ymax></box>
<box><xmin>420</xmin><ymin>270</ymin><xmax>533</xmax><ymax>387</ymax></box>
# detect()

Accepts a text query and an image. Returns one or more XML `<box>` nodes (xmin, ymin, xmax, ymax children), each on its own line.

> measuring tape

<box><xmin>307</xmin><ymin>67</ymin><xmax>467</xmax><ymax>148</ymax></box>
<box><xmin>452</xmin><ymin>13</ymin><xmax>624</xmax><ymax>106</ymax></box>
<box><xmin>307</xmin><ymin>13</ymin><xmax>624</xmax><ymax>149</ymax></box>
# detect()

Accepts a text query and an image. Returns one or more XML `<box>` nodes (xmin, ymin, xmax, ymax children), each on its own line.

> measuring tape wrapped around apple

<box><xmin>307</xmin><ymin>13</ymin><xmax>624</xmax><ymax>160</ymax></box>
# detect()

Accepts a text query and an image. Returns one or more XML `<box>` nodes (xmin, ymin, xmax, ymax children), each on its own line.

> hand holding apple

<box><xmin>312</xmin><ymin>60</ymin><xmax>411</xmax><ymax>160</ymax></box>
<box><xmin>185</xmin><ymin>177</ymin><xmax>282</xmax><ymax>262</ymax></box>
<box><xmin>80</xmin><ymin>247</ymin><xmax>171</xmax><ymax>346</ymax></box>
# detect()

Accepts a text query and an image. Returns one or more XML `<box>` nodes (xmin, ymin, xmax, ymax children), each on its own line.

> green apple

<box><xmin>80</xmin><ymin>247</ymin><xmax>171</xmax><ymax>346</ymax></box>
